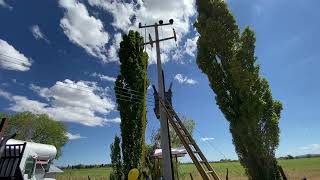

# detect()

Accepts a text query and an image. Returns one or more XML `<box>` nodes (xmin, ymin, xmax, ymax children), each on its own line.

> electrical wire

<box><xmin>32</xmin><ymin>79</ymin><xmax>154</xmax><ymax>100</ymax></box>
<box><xmin>114</xmin><ymin>88</ymin><xmax>153</xmax><ymax>101</ymax></box>
<box><xmin>113</xmin><ymin>83</ymin><xmax>153</xmax><ymax>96</ymax></box>
<box><xmin>0</xmin><ymin>52</ymin><xmax>154</xmax><ymax>97</ymax></box>
<box><xmin>115</xmin><ymin>93</ymin><xmax>154</xmax><ymax>104</ymax></box>
<box><xmin>29</xmin><ymin>81</ymin><xmax>155</xmax><ymax>104</ymax></box>
<box><xmin>116</xmin><ymin>96</ymin><xmax>154</xmax><ymax>106</ymax></box>
<box><xmin>0</xmin><ymin>53</ymin><xmax>155</xmax><ymax>99</ymax></box>
<box><xmin>114</xmin><ymin>85</ymin><xmax>153</xmax><ymax>98</ymax></box>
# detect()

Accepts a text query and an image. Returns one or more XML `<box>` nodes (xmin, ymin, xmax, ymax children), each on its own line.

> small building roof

<box><xmin>153</xmin><ymin>148</ymin><xmax>187</xmax><ymax>158</ymax></box>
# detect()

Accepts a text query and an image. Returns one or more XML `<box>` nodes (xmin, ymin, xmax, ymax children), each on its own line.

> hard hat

<box><xmin>128</xmin><ymin>168</ymin><xmax>139</xmax><ymax>180</ymax></box>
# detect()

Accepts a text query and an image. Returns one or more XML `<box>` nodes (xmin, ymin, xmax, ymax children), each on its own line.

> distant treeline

<box><xmin>60</xmin><ymin>164</ymin><xmax>112</xmax><ymax>169</ymax></box>
<box><xmin>279</xmin><ymin>154</ymin><xmax>320</xmax><ymax>160</ymax></box>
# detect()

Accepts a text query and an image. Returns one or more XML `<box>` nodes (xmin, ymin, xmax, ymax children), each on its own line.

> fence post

<box><xmin>189</xmin><ymin>173</ymin><xmax>194</xmax><ymax>180</ymax></box>
<box><xmin>226</xmin><ymin>168</ymin><xmax>229</xmax><ymax>180</ymax></box>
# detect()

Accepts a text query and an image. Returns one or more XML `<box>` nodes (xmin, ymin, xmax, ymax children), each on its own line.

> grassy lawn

<box><xmin>57</xmin><ymin>157</ymin><xmax>320</xmax><ymax>180</ymax></box>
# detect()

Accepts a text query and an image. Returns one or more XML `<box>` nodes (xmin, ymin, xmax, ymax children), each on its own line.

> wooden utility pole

<box><xmin>139</xmin><ymin>19</ymin><xmax>177</xmax><ymax>180</ymax></box>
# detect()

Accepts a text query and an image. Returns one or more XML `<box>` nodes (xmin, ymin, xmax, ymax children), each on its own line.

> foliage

<box><xmin>195</xmin><ymin>0</ymin><xmax>283</xmax><ymax>179</ymax></box>
<box><xmin>144</xmin><ymin>144</ymin><xmax>157</xmax><ymax>179</ymax></box>
<box><xmin>110</xmin><ymin>135</ymin><xmax>122</xmax><ymax>179</ymax></box>
<box><xmin>152</xmin><ymin>117</ymin><xmax>196</xmax><ymax>148</ymax></box>
<box><xmin>3</xmin><ymin>112</ymin><xmax>68</xmax><ymax>158</ymax></box>
<box><xmin>109</xmin><ymin>172</ymin><xmax>116</xmax><ymax>180</ymax></box>
<box><xmin>114</xmin><ymin>30</ymin><xmax>149</xmax><ymax>176</ymax></box>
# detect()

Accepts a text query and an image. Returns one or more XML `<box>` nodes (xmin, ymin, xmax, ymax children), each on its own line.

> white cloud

<box><xmin>108</xmin><ymin>117</ymin><xmax>121</xmax><ymax>123</ymax></box>
<box><xmin>0</xmin><ymin>0</ymin><xmax>12</xmax><ymax>9</ymax></box>
<box><xmin>184</xmin><ymin>35</ymin><xmax>199</xmax><ymax>57</ymax></box>
<box><xmin>88</xmin><ymin>0</ymin><xmax>135</xmax><ymax>31</ymax></box>
<box><xmin>30</xmin><ymin>25</ymin><xmax>50</xmax><ymax>43</ymax></box>
<box><xmin>0</xmin><ymin>39</ymin><xmax>32</xmax><ymax>71</ymax></box>
<box><xmin>31</xmin><ymin>79</ymin><xmax>115</xmax><ymax>114</ymax></box>
<box><xmin>174</xmin><ymin>74</ymin><xmax>197</xmax><ymax>85</ymax></box>
<box><xmin>88</xmin><ymin>0</ymin><xmax>196</xmax><ymax>64</ymax></box>
<box><xmin>107</xmin><ymin>33</ymin><xmax>122</xmax><ymax>62</ymax></box>
<box><xmin>59</xmin><ymin>0</ymin><xmax>109</xmax><ymax>61</ymax></box>
<box><xmin>0</xmin><ymin>79</ymin><xmax>118</xmax><ymax>126</ymax></box>
<box><xmin>8</xmin><ymin>96</ymin><xmax>49</xmax><ymax>115</ymax></box>
<box><xmin>91</xmin><ymin>72</ymin><xmax>116</xmax><ymax>82</ymax></box>
<box><xmin>0</xmin><ymin>89</ymin><xmax>11</xmax><ymax>99</ymax></box>
<box><xmin>66</xmin><ymin>132</ymin><xmax>86</xmax><ymax>140</ymax></box>
<box><xmin>201</xmin><ymin>137</ymin><xmax>215</xmax><ymax>142</ymax></box>
<box><xmin>299</xmin><ymin>144</ymin><xmax>320</xmax><ymax>154</ymax></box>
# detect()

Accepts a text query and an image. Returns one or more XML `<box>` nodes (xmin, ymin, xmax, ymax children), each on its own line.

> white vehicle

<box><xmin>6</xmin><ymin>139</ymin><xmax>63</xmax><ymax>180</ymax></box>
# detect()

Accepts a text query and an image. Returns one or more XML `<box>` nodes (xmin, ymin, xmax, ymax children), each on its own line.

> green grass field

<box><xmin>57</xmin><ymin>157</ymin><xmax>320</xmax><ymax>180</ymax></box>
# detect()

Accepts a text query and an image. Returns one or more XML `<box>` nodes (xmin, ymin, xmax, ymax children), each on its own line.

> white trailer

<box><xmin>6</xmin><ymin>139</ymin><xmax>63</xmax><ymax>180</ymax></box>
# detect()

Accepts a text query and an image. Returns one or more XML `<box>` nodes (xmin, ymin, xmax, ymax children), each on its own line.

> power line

<box><xmin>115</xmin><ymin>93</ymin><xmax>154</xmax><ymax>104</ymax></box>
<box><xmin>0</xmin><ymin>53</ymin><xmax>156</xmax><ymax>96</ymax></box>
<box><xmin>114</xmin><ymin>87</ymin><xmax>154</xmax><ymax>100</ymax></box>
<box><xmin>29</xmin><ymin>80</ymin><xmax>157</xmax><ymax>108</ymax></box>
<box><xmin>54</xmin><ymin>84</ymin><xmax>155</xmax><ymax>105</ymax></box>
<box><xmin>113</xmin><ymin>84</ymin><xmax>153</xmax><ymax>97</ymax></box>
<box><xmin>0</xmin><ymin>53</ymin><xmax>156</xmax><ymax>98</ymax></box>
<box><xmin>74</xmin><ymin>80</ymin><xmax>154</xmax><ymax>99</ymax></box>
<box><xmin>30</xmin><ymin>83</ymin><xmax>155</xmax><ymax>108</ymax></box>
<box><xmin>43</xmin><ymin>83</ymin><xmax>155</xmax><ymax>107</ymax></box>
<box><xmin>32</xmin><ymin>82</ymin><xmax>153</xmax><ymax>101</ymax></box>
<box><xmin>116</xmin><ymin>96</ymin><xmax>150</xmax><ymax>106</ymax></box>
<box><xmin>70</xmin><ymin>81</ymin><xmax>154</xmax><ymax>100</ymax></box>
<box><xmin>55</xmin><ymin>81</ymin><xmax>153</xmax><ymax>98</ymax></box>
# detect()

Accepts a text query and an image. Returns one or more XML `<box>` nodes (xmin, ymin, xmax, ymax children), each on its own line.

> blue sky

<box><xmin>0</xmin><ymin>0</ymin><xmax>319</xmax><ymax>166</ymax></box>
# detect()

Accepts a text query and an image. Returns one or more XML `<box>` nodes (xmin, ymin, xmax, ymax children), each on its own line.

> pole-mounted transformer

<box><xmin>153</xmin><ymin>76</ymin><xmax>173</xmax><ymax>119</ymax></box>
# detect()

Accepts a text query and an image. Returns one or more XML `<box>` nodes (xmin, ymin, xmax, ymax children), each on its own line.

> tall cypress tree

<box><xmin>114</xmin><ymin>30</ymin><xmax>148</xmax><ymax>176</ymax></box>
<box><xmin>195</xmin><ymin>0</ymin><xmax>282</xmax><ymax>179</ymax></box>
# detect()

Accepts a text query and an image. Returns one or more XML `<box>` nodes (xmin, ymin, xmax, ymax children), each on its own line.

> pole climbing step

<box><xmin>158</xmin><ymin>97</ymin><xmax>221</xmax><ymax>180</ymax></box>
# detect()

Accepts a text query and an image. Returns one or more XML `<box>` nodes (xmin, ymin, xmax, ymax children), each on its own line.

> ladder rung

<box><xmin>193</xmin><ymin>151</ymin><xmax>201</xmax><ymax>154</ymax></box>
<box><xmin>183</xmin><ymin>134</ymin><xmax>190</xmax><ymax>138</ymax></box>
<box><xmin>206</xmin><ymin>171</ymin><xmax>213</xmax><ymax>173</ymax></box>
<box><xmin>199</xmin><ymin>161</ymin><xmax>210</xmax><ymax>165</ymax></box>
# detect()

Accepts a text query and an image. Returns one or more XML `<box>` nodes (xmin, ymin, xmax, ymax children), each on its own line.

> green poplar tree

<box><xmin>195</xmin><ymin>0</ymin><xmax>283</xmax><ymax>179</ymax></box>
<box><xmin>110</xmin><ymin>135</ymin><xmax>122</xmax><ymax>179</ymax></box>
<box><xmin>114</xmin><ymin>30</ymin><xmax>149</xmax><ymax>176</ymax></box>
<box><xmin>152</xmin><ymin>117</ymin><xmax>196</xmax><ymax>148</ymax></box>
